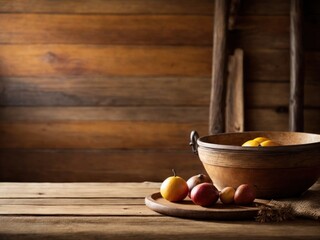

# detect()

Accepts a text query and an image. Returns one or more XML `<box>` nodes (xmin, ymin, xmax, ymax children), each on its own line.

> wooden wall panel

<box><xmin>0</xmin><ymin>107</ymin><xmax>208</xmax><ymax>122</ymax></box>
<box><xmin>0</xmin><ymin>0</ymin><xmax>215</xmax><ymax>15</ymax></box>
<box><xmin>0</xmin><ymin>106</ymin><xmax>318</xmax><ymax>130</ymax></box>
<box><xmin>246</xmin><ymin>82</ymin><xmax>320</xmax><ymax>108</ymax></box>
<box><xmin>0</xmin><ymin>0</ymin><xmax>319</xmax><ymax>182</ymax></box>
<box><xmin>0</xmin><ymin>77</ymin><xmax>210</xmax><ymax>106</ymax></box>
<box><xmin>1</xmin><ymin>77</ymin><xmax>319</xmax><ymax>107</ymax></box>
<box><xmin>0</xmin><ymin>0</ymin><xmax>289</xmax><ymax>15</ymax></box>
<box><xmin>0</xmin><ymin>45</ymin><xmax>212</xmax><ymax>77</ymax></box>
<box><xmin>0</xmin><ymin>47</ymin><xmax>319</xmax><ymax>81</ymax></box>
<box><xmin>246</xmin><ymin>109</ymin><xmax>320</xmax><ymax>133</ymax></box>
<box><xmin>2</xmin><ymin>0</ymin><xmax>318</xmax><ymax>15</ymax></box>
<box><xmin>0</xmin><ymin>149</ymin><xmax>203</xmax><ymax>182</ymax></box>
<box><xmin>245</xmin><ymin>50</ymin><xmax>320</xmax><ymax>81</ymax></box>
<box><xmin>0</xmin><ymin>107</ymin><xmax>318</xmax><ymax>182</ymax></box>
<box><xmin>0</xmin><ymin>121</ymin><xmax>207</xmax><ymax>149</ymax></box>
<box><xmin>0</xmin><ymin>14</ymin><xmax>213</xmax><ymax>45</ymax></box>
<box><xmin>1</xmin><ymin>14</ymin><xmax>319</xmax><ymax>51</ymax></box>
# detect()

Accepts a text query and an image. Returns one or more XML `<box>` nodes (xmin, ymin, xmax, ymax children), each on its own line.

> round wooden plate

<box><xmin>145</xmin><ymin>192</ymin><xmax>262</xmax><ymax>220</ymax></box>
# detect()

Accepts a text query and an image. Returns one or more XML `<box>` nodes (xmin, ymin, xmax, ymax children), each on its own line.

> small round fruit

<box><xmin>234</xmin><ymin>184</ymin><xmax>256</xmax><ymax>205</ymax></box>
<box><xmin>253</xmin><ymin>137</ymin><xmax>270</xmax><ymax>144</ymax></box>
<box><xmin>190</xmin><ymin>183</ymin><xmax>219</xmax><ymax>207</ymax></box>
<box><xmin>186</xmin><ymin>174</ymin><xmax>212</xmax><ymax>196</ymax></box>
<box><xmin>160</xmin><ymin>170</ymin><xmax>188</xmax><ymax>202</ymax></box>
<box><xmin>242</xmin><ymin>140</ymin><xmax>260</xmax><ymax>147</ymax></box>
<box><xmin>219</xmin><ymin>186</ymin><xmax>236</xmax><ymax>204</ymax></box>
<box><xmin>260</xmin><ymin>140</ymin><xmax>281</xmax><ymax>147</ymax></box>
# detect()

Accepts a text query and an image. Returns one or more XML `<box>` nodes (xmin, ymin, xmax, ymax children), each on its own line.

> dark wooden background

<box><xmin>0</xmin><ymin>0</ymin><xmax>319</xmax><ymax>182</ymax></box>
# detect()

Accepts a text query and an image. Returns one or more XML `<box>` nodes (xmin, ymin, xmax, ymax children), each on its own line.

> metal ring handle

<box><xmin>189</xmin><ymin>130</ymin><xmax>199</xmax><ymax>155</ymax></box>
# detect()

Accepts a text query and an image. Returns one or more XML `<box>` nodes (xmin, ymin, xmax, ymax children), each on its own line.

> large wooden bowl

<box><xmin>190</xmin><ymin>131</ymin><xmax>320</xmax><ymax>199</ymax></box>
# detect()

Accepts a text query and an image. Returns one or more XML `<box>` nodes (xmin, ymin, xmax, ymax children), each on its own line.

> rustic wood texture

<box><xmin>0</xmin><ymin>121</ymin><xmax>207</xmax><ymax>149</ymax></box>
<box><xmin>0</xmin><ymin>14</ymin><xmax>213</xmax><ymax>45</ymax></box>
<box><xmin>0</xmin><ymin>0</ymin><xmax>319</xmax><ymax>182</ymax></box>
<box><xmin>0</xmin><ymin>0</ymin><xmax>215</xmax><ymax>14</ymax></box>
<box><xmin>246</xmin><ymin>109</ymin><xmax>320</xmax><ymax>133</ymax></box>
<box><xmin>209</xmin><ymin>0</ymin><xmax>230</xmax><ymax>134</ymax></box>
<box><xmin>0</xmin><ymin>149</ymin><xmax>203</xmax><ymax>182</ymax></box>
<box><xmin>0</xmin><ymin>77</ymin><xmax>211</xmax><ymax>106</ymax></box>
<box><xmin>1</xmin><ymin>0</ymin><xmax>319</xmax><ymax>15</ymax></box>
<box><xmin>0</xmin><ymin>107</ymin><xmax>208</xmax><ymax>122</ymax></box>
<box><xmin>0</xmin><ymin>47</ymin><xmax>320</xmax><ymax>80</ymax></box>
<box><xmin>228</xmin><ymin>0</ymin><xmax>241</xmax><ymax>30</ymax></box>
<box><xmin>0</xmin><ymin>45</ymin><xmax>212</xmax><ymax>78</ymax></box>
<box><xmin>0</xmin><ymin>182</ymin><xmax>319</xmax><ymax>240</ymax></box>
<box><xmin>226</xmin><ymin>49</ymin><xmax>244</xmax><ymax>132</ymax></box>
<box><xmin>2</xmin><ymin>15</ymin><xmax>320</xmax><ymax>50</ymax></box>
<box><xmin>289</xmin><ymin>0</ymin><xmax>304</xmax><ymax>132</ymax></box>
<box><xmin>1</xmin><ymin>78</ymin><xmax>319</xmax><ymax>107</ymax></box>
<box><xmin>1</xmin><ymin>216</ymin><xmax>320</xmax><ymax>240</ymax></box>
<box><xmin>0</xmin><ymin>107</ymin><xmax>317</xmax><ymax>132</ymax></box>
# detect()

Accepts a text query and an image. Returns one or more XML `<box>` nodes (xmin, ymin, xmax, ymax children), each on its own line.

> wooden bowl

<box><xmin>190</xmin><ymin>131</ymin><xmax>320</xmax><ymax>199</ymax></box>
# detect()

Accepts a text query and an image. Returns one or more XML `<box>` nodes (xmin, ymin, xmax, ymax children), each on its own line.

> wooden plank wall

<box><xmin>0</xmin><ymin>0</ymin><xmax>319</xmax><ymax>182</ymax></box>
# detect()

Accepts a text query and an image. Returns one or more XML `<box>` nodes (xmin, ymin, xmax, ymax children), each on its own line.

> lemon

<box><xmin>260</xmin><ymin>140</ymin><xmax>281</xmax><ymax>147</ymax></box>
<box><xmin>253</xmin><ymin>137</ymin><xmax>270</xmax><ymax>144</ymax></box>
<box><xmin>242</xmin><ymin>140</ymin><xmax>260</xmax><ymax>147</ymax></box>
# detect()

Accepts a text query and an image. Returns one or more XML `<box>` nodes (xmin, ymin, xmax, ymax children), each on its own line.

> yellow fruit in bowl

<box><xmin>242</xmin><ymin>140</ymin><xmax>260</xmax><ymax>147</ymax></box>
<box><xmin>253</xmin><ymin>137</ymin><xmax>270</xmax><ymax>144</ymax></box>
<box><xmin>160</xmin><ymin>169</ymin><xmax>188</xmax><ymax>202</ymax></box>
<box><xmin>241</xmin><ymin>136</ymin><xmax>281</xmax><ymax>147</ymax></box>
<box><xmin>260</xmin><ymin>140</ymin><xmax>281</xmax><ymax>147</ymax></box>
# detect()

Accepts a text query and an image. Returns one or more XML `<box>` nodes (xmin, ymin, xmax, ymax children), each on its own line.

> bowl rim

<box><xmin>197</xmin><ymin>131</ymin><xmax>320</xmax><ymax>153</ymax></box>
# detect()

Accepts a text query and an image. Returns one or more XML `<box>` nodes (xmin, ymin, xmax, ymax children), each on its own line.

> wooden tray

<box><xmin>145</xmin><ymin>192</ymin><xmax>262</xmax><ymax>220</ymax></box>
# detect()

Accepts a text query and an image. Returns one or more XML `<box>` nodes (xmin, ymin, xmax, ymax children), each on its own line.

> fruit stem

<box><xmin>172</xmin><ymin>169</ymin><xmax>176</xmax><ymax>177</ymax></box>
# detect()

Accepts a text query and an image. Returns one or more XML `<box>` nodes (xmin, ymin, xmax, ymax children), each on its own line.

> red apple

<box><xmin>186</xmin><ymin>174</ymin><xmax>212</xmax><ymax>197</ymax></box>
<box><xmin>190</xmin><ymin>183</ymin><xmax>219</xmax><ymax>207</ymax></box>
<box><xmin>234</xmin><ymin>184</ymin><xmax>256</xmax><ymax>205</ymax></box>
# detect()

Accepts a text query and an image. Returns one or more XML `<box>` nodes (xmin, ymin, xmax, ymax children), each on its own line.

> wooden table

<box><xmin>0</xmin><ymin>182</ymin><xmax>319</xmax><ymax>239</ymax></box>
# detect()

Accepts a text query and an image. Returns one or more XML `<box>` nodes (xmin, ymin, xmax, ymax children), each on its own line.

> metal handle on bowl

<box><xmin>189</xmin><ymin>130</ymin><xmax>199</xmax><ymax>155</ymax></box>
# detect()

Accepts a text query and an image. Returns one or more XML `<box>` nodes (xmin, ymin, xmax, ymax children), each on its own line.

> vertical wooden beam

<box><xmin>289</xmin><ymin>0</ymin><xmax>304</xmax><ymax>132</ymax></box>
<box><xmin>209</xmin><ymin>0</ymin><xmax>230</xmax><ymax>134</ymax></box>
<box><xmin>228</xmin><ymin>0</ymin><xmax>241</xmax><ymax>30</ymax></box>
<box><xmin>226</xmin><ymin>49</ymin><xmax>244</xmax><ymax>133</ymax></box>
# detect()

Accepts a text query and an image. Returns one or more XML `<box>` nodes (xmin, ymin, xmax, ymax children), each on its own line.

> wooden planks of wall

<box><xmin>0</xmin><ymin>0</ymin><xmax>319</xmax><ymax>181</ymax></box>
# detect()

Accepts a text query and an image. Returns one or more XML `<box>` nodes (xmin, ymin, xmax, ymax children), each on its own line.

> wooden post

<box><xmin>228</xmin><ymin>0</ymin><xmax>241</xmax><ymax>30</ymax></box>
<box><xmin>289</xmin><ymin>0</ymin><xmax>304</xmax><ymax>132</ymax></box>
<box><xmin>225</xmin><ymin>49</ymin><xmax>244</xmax><ymax>133</ymax></box>
<box><xmin>209</xmin><ymin>0</ymin><xmax>230</xmax><ymax>134</ymax></box>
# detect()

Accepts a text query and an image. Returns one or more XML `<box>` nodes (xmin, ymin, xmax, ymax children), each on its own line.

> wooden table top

<box><xmin>0</xmin><ymin>182</ymin><xmax>319</xmax><ymax>240</ymax></box>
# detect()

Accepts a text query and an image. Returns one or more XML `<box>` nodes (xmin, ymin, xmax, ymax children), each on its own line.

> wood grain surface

<box><xmin>289</xmin><ymin>0</ymin><xmax>304</xmax><ymax>132</ymax></box>
<box><xmin>0</xmin><ymin>14</ymin><xmax>213</xmax><ymax>45</ymax></box>
<box><xmin>0</xmin><ymin>46</ymin><xmax>319</xmax><ymax>81</ymax></box>
<box><xmin>0</xmin><ymin>121</ymin><xmax>207</xmax><ymax>149</ymax></box>
<box><xmin>1</xmin><ymin>77</ymin><xmax>319</xmax><ymax>107</ymax></box>
<box><xmin>0</xmin><ymin>0</ymin><xmax>319</xmax><ymax>182</ymax></box>
<box><xmin>1</xmin><ymin>14</ymin><xmax>319</xmax><ymax>50</ymax></box>
<box><xmin>0</xmin><ymin>182</ymin><xmax>319</xmax><ymax>240</ymax></box>
<box><xmin>209</xmin><ymin>0</ymin><xmax>230</xmax><ymax>134</ymax></box>
<box><xmin>0</xmin><ymin>149</ymin><xmax>203</xmax><ymax>182</ymax></box>
<box><xmin>1</xmin><ymin>0</ymin><xmax>319</xmax><ymax>15</ymax></box>
<box><xmin>0</xmin><ymin>45</ymin><xmax>212</xmax><ymax>78</ymax></box>
<box><xmin>226</xmin><ymin>49</ymin><xmax>244</xmax><ymax>132</ymax></box>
